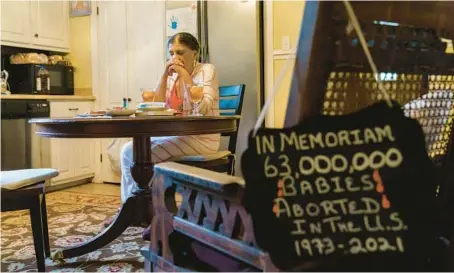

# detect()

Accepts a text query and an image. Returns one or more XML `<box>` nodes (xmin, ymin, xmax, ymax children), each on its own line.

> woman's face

<box><xmin>168</xmin><ymin>39</ymin><xmax>197</xmax><ymax>73</ymax></box>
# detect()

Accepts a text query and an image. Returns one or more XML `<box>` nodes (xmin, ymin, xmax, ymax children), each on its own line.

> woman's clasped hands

<box><xmin>166</xmin><ymin>55</ymin><xmax>186</xmax><ymax>76</ymax></box>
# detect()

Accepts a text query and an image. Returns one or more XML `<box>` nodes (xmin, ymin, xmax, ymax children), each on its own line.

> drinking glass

<box><xmin>141</xmin><ymin>88</ymin><xmax>156</xmax><ymax>102</ymax></box>
<box><xmin>182</xmin><ymin>81</ymin><xmax>203</xmax><ymax>116</ymax></box>
<box><xmin>190</xmin><ymin>85</ymin><xmax>204</xmax><ymax>116</ymax></box>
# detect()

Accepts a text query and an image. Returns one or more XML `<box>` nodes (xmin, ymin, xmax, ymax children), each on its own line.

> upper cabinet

<box><xmin>0</xmin><ymin>1</ymin><xmax>31</xmax><ymax>45</ymax></box>
<box><xmin>31</xmin><ymin>0</ymin><xmax>69</xmax><ymax>49</ymax></box>
<box><xmin>1</xmin><ymin>0</ymin><xmax>70</xmax><ymax>52</ymax></box>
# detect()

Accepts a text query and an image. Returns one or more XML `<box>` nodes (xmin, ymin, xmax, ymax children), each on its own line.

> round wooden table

<box><xmin>30</xmin><ymin>115</ymin><xmax>240</xmax><ymax>261</ymax></box>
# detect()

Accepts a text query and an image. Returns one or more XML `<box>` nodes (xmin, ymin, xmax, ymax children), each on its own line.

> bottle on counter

<box><xmin>36</xmin><ymin>65</ymin><xmax>50</xmax><ymax>94</ymax></box>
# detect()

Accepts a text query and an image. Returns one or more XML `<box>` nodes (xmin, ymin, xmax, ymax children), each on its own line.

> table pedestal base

<box><xmin>51</xmin><ymin>136</ymin><xmax>154</xmax><ymax>261</ymax></box>
<box><xmin>50</xmin><ymin>189</ymin><xmax>150</xmax><ymax>261</ymax></box>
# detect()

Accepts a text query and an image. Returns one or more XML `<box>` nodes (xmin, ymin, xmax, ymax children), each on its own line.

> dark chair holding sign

<box><xmin>1</xmin><ymin>168</ymin><xmax>59</xmax><ymax>272</ymax></box>
<box><xmin>173</xmin><ymin>84</ymin><xmax>246</xmax><ymax>175</ymax></box>
<box><xmin>402</xmin><ymin>90</ymin><xmax>454</xmax><ymax>271</ymax></box>
<box><xmin>402</xmin><ymin>91</ymin><xmax>453</xmax><ymax>168</ymax></box>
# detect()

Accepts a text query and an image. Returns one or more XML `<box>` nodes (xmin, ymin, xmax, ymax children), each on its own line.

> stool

<box><xmin>1</xmin><ymin>168</ymin><xmax>59</xmax><ymax>272</ymax></box>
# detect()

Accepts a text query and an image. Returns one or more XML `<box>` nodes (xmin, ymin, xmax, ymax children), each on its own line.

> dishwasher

<box><xmin>1</xmin><ymin>100</ymin><xmax>51</xmax><ymax>171</ymax></box>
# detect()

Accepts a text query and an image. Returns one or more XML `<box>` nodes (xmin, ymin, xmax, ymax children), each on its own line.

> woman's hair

<box><xmin>168</xmin><ymin>32</ymin><xmax>200</xmax><ymax>52</ymax></box>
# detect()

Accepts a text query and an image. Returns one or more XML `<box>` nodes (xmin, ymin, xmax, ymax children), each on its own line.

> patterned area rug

<box><xmin>1</xmin><ymin>191</ymin><xmax>146</xmax><ymax>272</ymax></box>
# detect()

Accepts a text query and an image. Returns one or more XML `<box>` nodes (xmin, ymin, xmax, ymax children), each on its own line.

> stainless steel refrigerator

<box><xmin>165</xmin><ymin>0</ymin><xmax>263</xmax><ymax>176</ymax></box>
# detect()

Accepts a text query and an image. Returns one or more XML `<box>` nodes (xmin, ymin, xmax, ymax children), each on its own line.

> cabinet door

<box><xmin>73</xmin><ymin>139</ymin><xmax>96</xmax><ymax>177</ymax></box>
<box><xmin>100</xmin><ymin>138</ymin><xmax>125</xmax><ymax>184</ymax></box>
<box><xmin>126</xmin><ymin>1</ymin><xmax>165</xmax><ymax>106</ymax></box>
<box><xmin>97</xmin><ymin>1</ymin><xmax>129</xmax><ymax>109</ymax></box>
<box><xmin>50</xmin><ymin>138</ymin><xmax>74</xmax><ymax>182</ymax></box>
<box><xmin>31</xmin><ymin>0</ymin><xmax>69</xmax><ymax>49</ymax></box>
<box><xmin>0</xmin><ymin>0</ymin><xmax>31</xmax><ymax>44</ymax></box>
<box><xmin>50</xmin><ymin>101</ymin><xmax>95</xmax><ymax>183</ymax></box>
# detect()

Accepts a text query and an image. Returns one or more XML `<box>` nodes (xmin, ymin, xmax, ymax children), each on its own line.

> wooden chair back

<box><xmin>403</xmin><ymin>90</ymin><xmax>454</xmax><ymax>165</ymax></box>
<box><xmin>284</xmin><ymin>1</ymin><xmax>454</xmax><ymax>271</ymax></box>
<box><xmin>219</xmin><ymin>84</ymin><xmax>246</xmax><ymax>154</ymax></box>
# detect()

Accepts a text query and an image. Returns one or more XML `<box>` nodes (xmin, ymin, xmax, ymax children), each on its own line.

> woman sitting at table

<box><xmin>120</xmin><ymin>32</ymin><xmax>220</xmax><ymax>205</ymax></box>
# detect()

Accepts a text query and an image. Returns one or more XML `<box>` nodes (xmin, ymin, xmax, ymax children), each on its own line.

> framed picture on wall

<box><xmin>70</xmin><ymin>1</ymin><xmax>92</xmax><ymax>17</ymax></box>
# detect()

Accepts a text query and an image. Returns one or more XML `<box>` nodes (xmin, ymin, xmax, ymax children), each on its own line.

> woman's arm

<box><xmin>170</xmin><ymin>65</ymin><xmax>194</xmax><ymax>88</ymax></box>
<box><xmin>155</xmin><ymin>58</ymin><xmax>185</xmax><ymax>102</ymax></box>
<box><xmin>178</xmin><ymin>69</ymin><xmax>195</xmax><ymax>88</ymax></box>
<box><xmin>154</xmin><ymin>73</ymin><xmax>168</xmax><ymax>102</ymax></box>
<box><xmin>194</xmin><ymin>64</ymin><xmax>219</xmax><ymax>115</ymax></box>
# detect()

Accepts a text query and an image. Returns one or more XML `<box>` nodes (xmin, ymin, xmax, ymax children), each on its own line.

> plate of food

<box><xmin>106</xmin><ymin>108</ymin><xmax>136</xmax><ymax>117</ymax></box>
<box><xmin>76</xmin><ymin>110</ymin><xmax>107</xmax><ymax>118</ymax></box>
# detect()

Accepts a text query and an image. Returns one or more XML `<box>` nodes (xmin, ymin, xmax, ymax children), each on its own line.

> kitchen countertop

<box><xmin>0</xmin><ymin>94</ymin><xmax>96</xmax><ymax>101</ymax></box>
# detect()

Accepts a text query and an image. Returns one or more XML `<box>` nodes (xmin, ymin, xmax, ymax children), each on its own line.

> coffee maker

<box><xmin>1</xmin><ymin>70</ymin><xmax>10</xmax><ymax>95</ymax></box>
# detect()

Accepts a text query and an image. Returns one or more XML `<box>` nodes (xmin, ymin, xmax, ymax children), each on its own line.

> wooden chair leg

<box><xmin>41</xmin><ymin>194</ymin><xmax>51</xmax><ymax>257</ymax></box>
<box><xmin>30</xmin><ymin>196</ymin><xmax>46</xmax><ymax>272</ymax></box>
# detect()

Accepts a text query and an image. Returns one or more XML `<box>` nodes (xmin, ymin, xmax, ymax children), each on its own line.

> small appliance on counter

<box><xmin>5</xmin><ymin>63</ymin><xmax>74</xmax><ymax>95</ymax></box>
<box><xmin>1</xmin><ymin>70</ymin><xmax>10</xmax><ymax>95</ymax></box>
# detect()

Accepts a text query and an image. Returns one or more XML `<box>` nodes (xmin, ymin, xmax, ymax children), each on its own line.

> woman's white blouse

<box><xmin>165</xmin><ymin>63</ymin><xmax>220</xmax><ymax>116</ymax></box>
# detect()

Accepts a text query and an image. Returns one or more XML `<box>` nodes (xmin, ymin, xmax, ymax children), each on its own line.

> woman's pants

<box><xmin>120</xmin><ymin>135</ymin><xmax>220</xmax><ymax>203</ymax></box>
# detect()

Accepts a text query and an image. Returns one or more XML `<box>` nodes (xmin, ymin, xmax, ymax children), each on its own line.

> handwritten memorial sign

<box><xmin>241</xmin><ymin>102</ymin><xmax>437</xmax><ymax>271</ymax></box>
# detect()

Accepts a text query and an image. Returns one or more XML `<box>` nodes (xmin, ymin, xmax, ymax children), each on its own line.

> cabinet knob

<box><xmin>34</xmin><ymin>33</ymin><xmax>39</xmax><ymax>38</ymax></box>
<box><xmin>68</xmin><ymin>108</ymin><xmax>79</xmax><ymax>111</ymax></box>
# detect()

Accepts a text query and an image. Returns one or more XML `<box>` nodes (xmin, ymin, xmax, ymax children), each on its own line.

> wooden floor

<box><xmin>64</xmin><ymin>182</ymin><xmax>121</xmax><ymax>196</ymax></box>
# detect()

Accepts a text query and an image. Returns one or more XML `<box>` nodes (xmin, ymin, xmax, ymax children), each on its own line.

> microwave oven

<box><xmin>5</xmin><ymin>64</ymin><xmax>74</xmax><ymax>95</ymax></box>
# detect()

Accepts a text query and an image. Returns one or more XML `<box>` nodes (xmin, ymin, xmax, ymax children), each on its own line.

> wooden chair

<box><xmin>174</xmin><ymin>84</ymin><xmax>246</xmax><ymax>175</ymax></box>
<box><xmin>142</xmin><ymin>162</ymin><xmax>276</xmax><ymax>272</ymax></box>
<box><xmin>1</xmin><ymin>168</ymin><xmax>59</xmax><ymax>272</ymax></box>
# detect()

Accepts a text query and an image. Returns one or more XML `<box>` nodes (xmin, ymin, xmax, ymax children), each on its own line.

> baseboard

<box><xmin>46</xmin><ymin>177</ymin><xmax>93</xmax><ymax>193</ymax></box>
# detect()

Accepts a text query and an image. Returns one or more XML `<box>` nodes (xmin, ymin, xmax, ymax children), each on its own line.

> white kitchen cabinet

<box><xmin>31</xmin><ymin>0</ymin><xmax>69</xmax><ymax>49</ymax></box>
<box><xmin>73</xmin><ymin>138</ymin><xmax>96</xmax><ymax>177</ymax></box>
<box><xmin>1</xmin><ymin>0</ymin><xmax>70</xmax><ymax>52</ymax></box>
<box><xmin>50</xmin><ymin>138</ymin><xmax>73</xmax><ymax>182</ymax></box>
<box><xmin>97</xmin><ymin>1</ymin><xmax>129</xmax><ymax>109</ymax></box>
<box><xmin>0</xmin><ymin>1</ymin><xmax>31</xmax><ymax>45</ymax></box>
<box><xmin>49</xmin><ymin>101</ymin><xmax>97</xmax><ymax>185</ymax></box>
<box><xmin>97</xmin><ymin>1</ymin><xmax>165</xmax><ymax>110</ymax></box>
